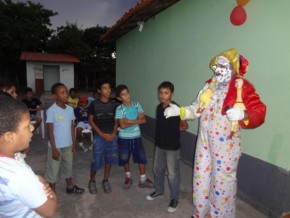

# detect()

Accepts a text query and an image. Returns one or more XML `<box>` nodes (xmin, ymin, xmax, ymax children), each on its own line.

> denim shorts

<box><xmin>91</xmin><ymin>135</ymin><xmax>118</xmax><ymax>171</ymax></box>
<box><xmin>118</xmin><ymin>137</ymin><xmax>147</xmax><ymax>165</ymax></box>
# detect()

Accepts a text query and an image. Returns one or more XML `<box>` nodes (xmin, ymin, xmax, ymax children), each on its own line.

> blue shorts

<box><xmin>91</xmin><ymin>135</ymin><xmax>118</xmax><ymax>171</ymax></box>
<box><xmin>118</xmin><ymin>137</ymin><xmax>147</xmax><ymax>165</ymax></box>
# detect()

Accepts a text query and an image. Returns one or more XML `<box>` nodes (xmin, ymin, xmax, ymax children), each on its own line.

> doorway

<box><xmin>43</xmin><ymin>65</ymin><xmax>60</xmax><ymax>92</ymax></box>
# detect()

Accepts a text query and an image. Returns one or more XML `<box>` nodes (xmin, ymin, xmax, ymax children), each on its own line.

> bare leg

<box><xmin>124</xmin><ymin>163</ymin><xmax>130</xmax><ymax>174</ymax></box>
<box><xmin>90</xmin><ymin>169</ymin><xmax>97</xmax><ymax>182</ymax></box>
<box><xmin>139</xmin><ymin>164</ymin><xmax>146</xmax><ymax>175</ymax></box>
<box><xmin>65</xmin><ymin>177</ymin><xmax>73</xmax><ymax>186</ymax></box>
<box><xmin>104</xmin><ymin>164</ymin><xmax>111</xmax><ymax>180</ymax></box>
<box><xmin>76</xmin><ymin>127</ymin><xmax>83</xmax><ymax>143</ymax></box>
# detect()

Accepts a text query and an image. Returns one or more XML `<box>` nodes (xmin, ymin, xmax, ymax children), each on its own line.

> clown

<box><xmin>164</xmin><ymin>48</ymin><xmax>266</xmax><ymax>218</ymax></box>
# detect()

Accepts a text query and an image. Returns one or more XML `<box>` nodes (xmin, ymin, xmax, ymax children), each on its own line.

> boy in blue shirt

<box><xmin>45</xmin><ymin>83</ymin><xmax>84</xmax><ymax>194</ymax></box>
<box><xmin>115</xmin><ymin>84</ymin><xmax>153</xmax><ymax>189</ymax></box>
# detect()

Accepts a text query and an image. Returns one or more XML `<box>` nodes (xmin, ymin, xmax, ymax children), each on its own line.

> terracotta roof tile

<box><xmin>101</xmin><ymin>0</ymin><xmax>179</xmax><ymax>42</ymax></box>
<box><xmin>20</xmin><ymin>52</ymin><xmax>80</xmax><ymax>63</ymax></box>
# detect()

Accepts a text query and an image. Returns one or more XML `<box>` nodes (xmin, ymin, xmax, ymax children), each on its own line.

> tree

<box><xmin>47</xmin><ymin>24</ymin><xmax>116</xmax><ymax>90</ymax></box>
<box><xmin>81</xmin><ymin>26</ymin><xmax>116</xmax><ymax>90</ymax></box>
<box><xmin>0</xmin><ymin>0</ymin><xmax>57</xmax><ymax>85</ymax></box>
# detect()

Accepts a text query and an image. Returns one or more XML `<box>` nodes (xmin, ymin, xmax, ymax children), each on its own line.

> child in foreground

<box><xmin>0</xmin><ymin>95</ymin><xmax>57</xmax><ymax>217</ymax></box>
<box><xmin>0</xmin><ymin>81</ymin><xmax>27</xmax><ymax>163</ymax></box>
<box><xmin>115</xmin><ymin>84</ymin><xmax>154</xmax><ymax>189</ymax></box>
<box><xmin>45</xmin><ymin>83</ymin><xmax>84</xmax><ymax>194</ymax></box>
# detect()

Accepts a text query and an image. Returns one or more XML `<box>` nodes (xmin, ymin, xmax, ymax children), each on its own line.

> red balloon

<box><xmin>230</xmin><ymin>6</ymin><xmax>247</xmax><ymax>26</ymax></box>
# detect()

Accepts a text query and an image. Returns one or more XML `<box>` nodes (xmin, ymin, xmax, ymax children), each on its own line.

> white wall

<box><xmin>26</xmin><ymin>61</ymin><xmax>74</xmax><ymax>91</ymax></box>
<box><xmin>59</xmin><ymin>63</ymin><xmax>74</xmax><ymax>90</ymax></box>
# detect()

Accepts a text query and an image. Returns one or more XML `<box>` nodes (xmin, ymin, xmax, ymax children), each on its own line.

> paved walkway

<box><xmin>26</xmin><ymin>132</ymin><xmax>268</xmax><ymax>218</ymax></box>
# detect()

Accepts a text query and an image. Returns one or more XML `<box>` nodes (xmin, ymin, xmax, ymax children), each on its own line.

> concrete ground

<box><xmin>26</xmin><ymin>132</ymin><xmax>268</xmax><ymax>218</ymax></box>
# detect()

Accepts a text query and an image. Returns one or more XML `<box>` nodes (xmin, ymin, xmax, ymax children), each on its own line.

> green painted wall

<box><xmin>116</xmin><ymin>0</ymin><xmax>290</xmax><ymax>170</ymax></box>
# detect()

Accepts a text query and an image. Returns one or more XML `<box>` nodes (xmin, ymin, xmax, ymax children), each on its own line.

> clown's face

<box><xmin>214</xmin><ymin>56</ymin><xmax>234</xmax><ymax>83</ymax></box>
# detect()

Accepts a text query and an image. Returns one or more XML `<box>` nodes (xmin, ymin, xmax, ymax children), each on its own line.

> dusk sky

<box><xmin>17</xmin><ymin>0</ymin><xmax>140</xmax><ymax>29</ymax></box>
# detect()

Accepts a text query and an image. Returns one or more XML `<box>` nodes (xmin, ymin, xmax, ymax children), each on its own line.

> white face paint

<box><xmin>213</xmin><ymin>56</ymin><xmax>233</xmax><ymax>83</ymax></box>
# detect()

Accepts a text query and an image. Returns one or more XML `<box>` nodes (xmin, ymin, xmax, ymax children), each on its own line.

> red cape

<box><xmin>206</xmin><ymin>77</ymin><xmax>266</xmax><ymax>129</ymax></box>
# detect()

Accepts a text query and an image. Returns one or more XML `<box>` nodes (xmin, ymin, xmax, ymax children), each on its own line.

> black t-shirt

<box><xmin>22</xmin><ymin>98</ymin><xmax>42</xmax><ymax>115</ymax></box>
<box><xmin>155</xmin><ymin>102</ymin><xmax>181</xmax><ymax>150</ymax></box>
<box><xmin>88</xmin><ymin>99</ymin><xmax>116</xmax><ymax>134</ymax></box>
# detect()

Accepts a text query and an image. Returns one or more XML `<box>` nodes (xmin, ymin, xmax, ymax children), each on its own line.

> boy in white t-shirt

<box><xmin>0</xmin><ymin>95</ymin><xmax>57</xmax><ymax>218</ymax></box>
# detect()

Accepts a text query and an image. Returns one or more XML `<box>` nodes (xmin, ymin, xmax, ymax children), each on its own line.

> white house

<box><xmin>20</xmin><ymin>52</ymin><xmax>80</xmax><ymax>93</ymax></box>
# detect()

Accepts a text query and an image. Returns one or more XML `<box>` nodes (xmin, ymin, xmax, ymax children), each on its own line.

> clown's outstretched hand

<box><xmin>164</xmin><ymin>103</ymin><xmax>180</xmax><ymax>118</ymax></box>
<box><xmin>164</xmin><ymin>103</ymin><xmax>201</xmax><ymax>120</ymax></box>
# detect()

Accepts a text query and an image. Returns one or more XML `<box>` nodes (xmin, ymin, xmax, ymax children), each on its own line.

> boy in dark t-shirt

<box><xmin>88</xmin><ymin>80</ymin><xmax>118</xmax><ymax>194</ymax></box>
<box><xmin>22</xmin><ymin>87</ymin><xmax>43</xmax><ymax>133</ymax></box>
<box><xmin>146</xmin><ymin>81</ymin><xmax>188</xmax><ymax>213</ymax></box>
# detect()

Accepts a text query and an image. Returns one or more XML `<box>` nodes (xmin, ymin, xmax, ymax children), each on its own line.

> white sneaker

<box><xmin>167</xmin><ymin>199</ymin><xmax>178</xmax><ymax>212</ymax></box>
<box><xmin>146</xmin><ymin>192</ymin><xmax>163</xmax><ymax>200</ymax></box>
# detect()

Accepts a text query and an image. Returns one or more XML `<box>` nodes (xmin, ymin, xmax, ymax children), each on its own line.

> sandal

<box><xmin>66</xmin><ymin>185</ymin><xmax>85</xmax><ymax>194</ymax></box>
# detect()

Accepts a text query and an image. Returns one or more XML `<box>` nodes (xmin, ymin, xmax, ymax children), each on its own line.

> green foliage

<box><xmin>48</xmin><ymin>23</ymin><xmax>90</xmax><ymax>58</ymax></box>
<box><xmin>0</xmin><ymin>0</ymin><xmax>57</xmax><ymax>57</ymax></box>
<box><xmin>47</xmin><ymin>23</ymin><xmax>116</xmax><ymax>90</ymax></box>
<box><xmin>0</xmin><ymin>0</ymin><xmax>116</xmax><ymax>90</ymax></box>
<box><xmin>0</xmin><ymin>0</ymin><xmax>57</xmax><ymax>81</ymax></box>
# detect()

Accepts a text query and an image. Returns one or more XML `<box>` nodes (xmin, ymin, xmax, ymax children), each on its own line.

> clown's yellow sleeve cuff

<box><xmin>243</xmin><ymin>119</ymin><xmax>249</xmax><ymax>126</ymax></box>
<box><xmin>180</xmin><ymin>107</ymin><xmax>186</xmax><ymax>120</ymax></box>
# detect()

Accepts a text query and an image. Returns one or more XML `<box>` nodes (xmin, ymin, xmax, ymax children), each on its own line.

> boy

<box><xmin>88</xmin><ymin>80</ymin><xmax>118</xmax><ymax>194</ymax></box>
<box><xmin>88</xmin><ymin>90</ymin><xmax>98</xmax><ymax>106</ymax></box>
<box><xmin>146</xmin><ymin>81</ymin><xmax>188</xmax><ymax>213</ymax></box>
<box><xmin>74</xmin><ymin>96</ymin><xmax>92</xmax><ymax>152</ymax></box>
<box><xmin>115</xmin><ymin>84</ymin><xmax>153</xmax><ymax>189</ymax></box>
<box><xmin>0</xmin><ymin>95</ymin><xmax>57</xmax><ymax>217</ymax></box>
<box><xmin>67</xmin><ymin>88</ymin><xmax>79</xmax><ymax>108</ymax></box>
<box><xmin>45</xmin><ymin>83</ymin><xmax>84</xmax><ymax>194</ymax></box>
<box><xmin>22</xmin><ymin>87</ymin><xmax>43</xmax><ymax>133</ymax></box>
<box><xmin>0</xmin><ymin>81</ymin><xmax>17</xmax><ymax>99</ymax></box>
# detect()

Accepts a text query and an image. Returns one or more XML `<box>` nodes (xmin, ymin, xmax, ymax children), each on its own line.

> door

<box><xmin>35</xmin><ymin>79</ymin><xmax>44</xmax><ymax>93</ymax></box>
<box><xmin>43</xmin><ymin>65</ymin><xmax>60</xmax><ymax>92</ymax></box>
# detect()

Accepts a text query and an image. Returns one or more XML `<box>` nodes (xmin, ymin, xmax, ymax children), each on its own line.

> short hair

<box><xmin>24</xmin><ymin>87</ymin><xmax>33</xmax><ymax>94</ymax></box>
<box><xmin>97</xmin><ymin>79</ymin><xmax>111</xmax><ymax>90</ymax></box>
<box><xmin>69</xmin><ymin>88</ymin><xmax>77</xmax><ymax>94</ymax></box>
<box><xmin>115</xmin><ymin>84</ymin><xmax>128</xmax><ymax>97</ymax></box>
<box><xmin>158</xmin><ymin>81</ymin><xmax>174</xmax><ymax>93</ymax></box>
<box><xmin>51</xmin><ymin>83</ymin><xmax>65</xmax><ymax>95</ymax></box>
<box><xmin>0</xmin><ymin>95</ymin><xmax>28</xmax><ymax>136</ymax></box>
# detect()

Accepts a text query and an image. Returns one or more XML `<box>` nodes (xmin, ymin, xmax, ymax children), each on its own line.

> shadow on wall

<box><xmin>237</xmin><ymin>153</ymin><xmax>290</xmax><ymax>217</ymax></box>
